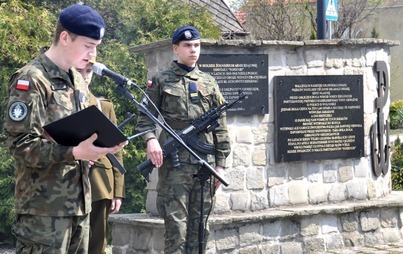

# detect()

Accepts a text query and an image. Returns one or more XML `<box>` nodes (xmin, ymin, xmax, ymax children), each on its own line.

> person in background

<box><xmin>77</xmin><ymin>55</ymin><xmax>125</xmax><ymax>254</ymax></box>
<box><xmin>135</xmin><ymin>25</ymin><xmax>231</xmax><ymax>253</ymax></box>
<box><xmin>3</xmin><ymin>4</ymin><xmax>126</xmax><ymax>253</ymax></box>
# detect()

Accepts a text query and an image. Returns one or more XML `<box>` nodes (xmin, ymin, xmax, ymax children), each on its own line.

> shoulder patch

<box><xmin>16</xmin><ymin>79</ymin><xmax>30</xmax><ymax>91</ymax></box>
<box><xmin>9</xmin><ymin>101</ymin><xmax>28</xmax><ymax>121</ymax></box>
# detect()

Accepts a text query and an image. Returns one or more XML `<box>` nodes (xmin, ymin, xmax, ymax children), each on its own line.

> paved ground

<box><xmin>0</xmin><ymin>244</ymin><xmax>113</xmax><ymax>254</ymax></box>
<box><xmin>2</xmin><ymin>242</ymin><xmax>403</xmax><ymax>253</ymax></box>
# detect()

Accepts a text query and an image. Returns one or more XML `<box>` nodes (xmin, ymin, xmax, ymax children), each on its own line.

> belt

<box><xmin>165</xmin><ymin>119</ymin><xmax>190</xmax><ymax>130</ymax></box>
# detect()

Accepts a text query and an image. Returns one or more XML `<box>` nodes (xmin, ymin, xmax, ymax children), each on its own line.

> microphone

<box><xmin>92</xmin><ymin>62</ymin><xmax>135</xmax><ymax>86</ymax></box>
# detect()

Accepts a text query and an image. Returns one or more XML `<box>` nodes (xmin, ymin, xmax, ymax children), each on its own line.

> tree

<box><xmin>237</xmin><ymin>0</ymin><xmax>382</xmax><ymax>40</ymax></box>
<box><xmin>242</xmin><ymin>0</ymin><xmax>313</xmax><ymax>40</ymax></box>
<box><xmin>0</xmin><ymin>0</ymin><xmax>221</xmax><ymax>244</ymax></box>
<box><xmin>331</xmin><ymin>0</ymin><xmax>382</xmax><ymax>39</ymax></box>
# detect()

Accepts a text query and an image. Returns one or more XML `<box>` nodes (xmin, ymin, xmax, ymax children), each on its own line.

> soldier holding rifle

<box><xmin>136</xmin><ymin>25</ymin><xmax>231</xmax><ymax>253</ymax></box>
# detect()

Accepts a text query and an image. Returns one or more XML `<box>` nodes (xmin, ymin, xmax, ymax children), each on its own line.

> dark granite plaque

<box><xmin>274</xmin><ymin>75</ymin><xmax>364</xmax><ymax>162</ymax></box>
<box><xmin>198</xmin><ymin>54</ymin><xmax>268</xmax><ymax>115</ymax></box>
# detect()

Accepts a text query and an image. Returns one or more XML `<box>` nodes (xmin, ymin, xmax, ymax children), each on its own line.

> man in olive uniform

<box><xmin>77</xmin><ymin>56</ymin><xmax>125</xmax><ymax>254</ymax></box>
<box><xmin>135</xmin><ymin>25</ymin><xmax>231</xmax><ymax>253</ymax></box>
<box><xmin>3</xmin><ymin>4</ymin><xmax>126</xmax><ymax>253</ymax></box>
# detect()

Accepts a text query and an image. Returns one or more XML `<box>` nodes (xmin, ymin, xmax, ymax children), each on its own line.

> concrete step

<box><xmin>109</xmin><ymin>191</ymin><xmax>403</xmax><ymax>254</ymax></box>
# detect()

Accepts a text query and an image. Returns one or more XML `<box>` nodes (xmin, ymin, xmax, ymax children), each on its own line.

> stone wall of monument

<box><xmin>130</xmin><ymin>38</ymin><xmax>398</xmax><ymax>215</ymax></box>
<box><xmin>109</xmin><ymin>38</ymin><xmax>402</xmax><ymax>254</ymax></box>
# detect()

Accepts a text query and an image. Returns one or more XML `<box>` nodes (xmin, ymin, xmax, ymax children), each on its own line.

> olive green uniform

<box><xmin>136</xmin><ymin>62</ymin><xmax>231</xmax><ymax>253</ymax></box>
<box><xmin>3</xmin><ymin>52</ymin><xmax>92</xmax><ymax>253</ymax></box>
<box><xmin>88</xmin><ymin>94</ymin><xmax>125</xmax><ymax>254</ymax></box>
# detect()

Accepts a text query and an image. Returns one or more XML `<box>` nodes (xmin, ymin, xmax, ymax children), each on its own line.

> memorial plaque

<box><xmin>198</xmin><ymin>54</ymin><xmax>268</xmax><ymax>115</ymax></box>
<box><xmin>274</xmin><ymin>75</ymin><xmax>364</xmax><ymax>162</ymax></box>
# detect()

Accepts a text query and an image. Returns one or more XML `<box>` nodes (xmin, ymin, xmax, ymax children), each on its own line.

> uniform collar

<box><xmin>171</xmin><ymin>61</ymin><xmax>202</xmax><ymax>80</ymax></box>
<box><xmin>38</xmin><ymin>52</ymin><xmax>72</xmax><ymax>84</ymax></box>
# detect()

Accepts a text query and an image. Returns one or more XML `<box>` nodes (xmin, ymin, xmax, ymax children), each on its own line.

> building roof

<box><xmin>189</xmin><ymin>0</ymin><xmax>248</xmax><ymax>39</ymax></box>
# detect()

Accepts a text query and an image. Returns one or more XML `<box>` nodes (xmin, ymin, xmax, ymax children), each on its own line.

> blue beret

<box><xmin>172</xmin><ymin>26</ymin><xmax>200</xmax><ymax>44</ymax></box>
<box><xmin>59</xmin><ymin>4</ymin><xmax>105</xmax><ymax>40</ymax></box>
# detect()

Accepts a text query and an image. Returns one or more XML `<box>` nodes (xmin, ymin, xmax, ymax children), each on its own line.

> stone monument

<box><xmin>110</xmin><ymin>38</ymin><xmax>403</xmax><ymax>254</ymax></box>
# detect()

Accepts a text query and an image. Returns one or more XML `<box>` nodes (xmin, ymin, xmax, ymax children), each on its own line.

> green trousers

<box><xmin>13</xmin><ymin>214</ymin><xmax>89</xmax><ymax>254</ymax></box>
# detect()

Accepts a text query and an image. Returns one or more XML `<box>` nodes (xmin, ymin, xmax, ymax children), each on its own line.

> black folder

<box><xmin>43</xmin><ymin>105</ymin><xmax>127</xmax><ymax>147</ymax></box>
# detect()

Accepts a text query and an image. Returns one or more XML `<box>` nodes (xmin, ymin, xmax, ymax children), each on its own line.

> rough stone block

<box><xmin>301</xmin><ymin>217</ymin><xmax>320</xmax><ymax>236</ymax></box>
<box><xmin>236</xmin><ymin>127</ymin><xmax>253</xmax><ymax>144</ymax></box>
<box><xmin>380</xmin><ymin>208</ymin><xmax>398</xmax><ymax>228</ymax></box>
<box><xmin>288</xmin><ymin>180</ymin><xmax>308</xmax><ymax>205</ymax></box>
<box><xmin>363</xmin><ymin>231</ymin><xmax>384</xmax><ymax>245</ymax></box>
<box><xmin>308</xmin><ymin>183</ymin><xmax>330</xmax><ymax>204</ymax></box>
<box><xmin>230</xmin><ymin>191</ymin><xmax>250</xmax><ymax>211</ymax></box>
<box><xmin>233</xmin><ymin>144</ymin><xmax>251</xmax><ymax>167</ymax></box>
<box><xmin>269</xmin><ymin>184</ymin><xmax>289</xmax><ymax>207</ymax></box>
<box><xmin>360</xmin><ymin>210</ymin><xmax>380</xmax><ymax>232</ymax></box>
<box><xmin>260</xmin><ymin>243</ymin><xmax>281</xmax><ymax>254</ymax></box>
<box><xmin>341</xmin><ymin>213</ymin><xmax>359</xmax><ymax>232</ymax></box>
<box><xmin>323</xmin><ymin>162</ymin><xmax>338</xmax><ymax>183</ymax></box>
<box><xmin>342</xmin><ymin>231</ymin><xmax>365</xmax><ymax>247</ymax></box>
<box><xmin>325</xmin><ymin>233</ymin><xmax>344</xmax><ymax>250</ymax></box>
<box><xmin>320</xmin><ymin>215</ymin><xmax>339</xmax><ymax>234</ymax></box>
<box><xmin>252</xmin><ymin>144</ymin><xmax>267</xmax><ymax>166</ymax></box>
<box><xmin>328</xmin><ymin>183</ymin><xmax>347</xmax><ymax>202</ymax></box>
<box><xmin>280</xmin><ymin>242</ymin><xmax>303</xmax><ymax>254</ymax></box>
<box><xmin>250</xmin><ymin>191</ymin><xmax>269</xmax><ymax>211</ymax></box>
<box><xmin>224</xmin><ymin>167</ymin><xmax>246</xmax><ymax>191</ymax></box>
<box><xmin>303</xmin><ymin>237</ymin><xmax>326</xmax><ymax>253</ymax></box>
<box><xmin>338</xmin><ymin>165</ymin><xmax>354</xmax><ymax>183</ymax></box>
<box><xmin>215</xmin><ymin>228</ymin><xmax>239</xmax><ymax>251</ymax></box>
<box><xmin>346</xmin><ymin>178</ymin><xmax>368</xmax><ymax>200</ymax></box>
<box><xmin>239</xmin><ymin>224</ymin><xmax>262</xmax><ymax>247</ymax></box>
<box><xmin>246</xmin><ymin>167</ymin><xmax>265</xmax><ymax>190</ymax></box>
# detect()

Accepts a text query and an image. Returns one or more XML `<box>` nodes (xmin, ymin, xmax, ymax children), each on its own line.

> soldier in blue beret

<box><xmin>4</xmin><ymin>3</ymin><xmax>127</xmax><ymax>254</ymax></box>
<box><xmin>136</xmin><ymin>25</ymin><xmax>230</xmax><ymax>253</ymax></box>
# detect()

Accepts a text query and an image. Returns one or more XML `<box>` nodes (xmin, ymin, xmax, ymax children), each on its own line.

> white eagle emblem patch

<box><xmin>184</xmin><ymin>30</ymin><xmax>192</xmax><ymax>39</ymax></box>
<box><xmin>9</xmin><ymin>101</ymin><xmax>28</xmax><ymax>121</ymax></box>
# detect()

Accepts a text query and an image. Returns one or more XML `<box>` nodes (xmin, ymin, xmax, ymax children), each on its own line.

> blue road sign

<box><xmin>326</xmin><ymin>0</ymin><xmax>338</xmax><ymax>21</ymax></box>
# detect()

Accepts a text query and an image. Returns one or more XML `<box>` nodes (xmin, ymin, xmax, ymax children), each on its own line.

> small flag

<box><xmin>16</xmin><ymin>80</ymin><xmax>29</xmax><ymax>91</ymax></box>
<box><xmin>146</xmin><ymin>80</ymin><xmax>153</xmax><ymax>87</ymax></box>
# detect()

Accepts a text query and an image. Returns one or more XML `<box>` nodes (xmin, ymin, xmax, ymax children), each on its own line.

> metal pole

<box><xmin>317</xmin><ymin>0</ymin><xmax>326</xmax><ymax>39</ymax></box>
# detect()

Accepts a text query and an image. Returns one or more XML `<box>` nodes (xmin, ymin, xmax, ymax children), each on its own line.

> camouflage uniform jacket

<box><xmin>136</xmin><ymin>62</ymin><xmax>230</xmax><ymax>167</ymax></box>
<box><xmin>3</xmin><ymin>52</ymin><xmax>92</xmax><ymax>216</ymax></box>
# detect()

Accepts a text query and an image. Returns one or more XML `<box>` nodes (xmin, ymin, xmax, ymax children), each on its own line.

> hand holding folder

<box><xmin>43</xmin><ymin>105</ymin><xmax>128</xmax><ymax>174</ymax></box>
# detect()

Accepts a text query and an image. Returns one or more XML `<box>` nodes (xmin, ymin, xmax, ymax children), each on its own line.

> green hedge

<box><xmin>391</xmin><ymin>137</ymin><xmax>403</xmax><ymax>190</ymax></box>
<box><xmin>390</xmin><ymin>100</ymin><xmax>403</xmax><ymax>129</ymax></box>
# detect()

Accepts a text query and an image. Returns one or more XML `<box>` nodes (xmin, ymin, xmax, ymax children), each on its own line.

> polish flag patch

<box><xmin>16</xmin><ymin>80</ymin><xmax>30</xmax><ymax>91</ymax></box>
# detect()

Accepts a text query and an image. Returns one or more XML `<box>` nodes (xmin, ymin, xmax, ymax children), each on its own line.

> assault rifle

<box><xmin>137</xmin><ymin>92</ymin><xmax>246</xmax><ymax>181</ymax></box>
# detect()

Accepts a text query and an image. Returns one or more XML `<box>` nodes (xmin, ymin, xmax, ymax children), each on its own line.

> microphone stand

<box><xmin>195</xmin><ymin>165</ymin><xmax>212</xmax><ymax>254</ymax></box>
<box><xmin>109</xmin><ymin>76</ymin><xmax>229</xmax><ymax>254</ymax></box>
<box><xmin>106</xmin><ymin>113</ymin><xmax>137</xmax><ymax>175</ymax></box>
